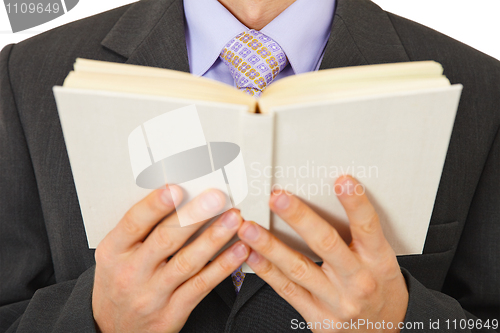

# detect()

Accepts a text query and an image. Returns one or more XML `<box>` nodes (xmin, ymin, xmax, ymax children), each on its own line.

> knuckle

<box><xmin>208</xmin><ymin>225</ymin><xmax>226</xmax><ymax>243</ymax></box>
<box><xmin>153</xmin><ymin>224</ymin><xmax>173</xmax><ymax>250</ymax></box>
<box><xmin>173</xmin><ymin>251</ymin><xmax>193</xmax><ymax>276</ymax></box>
<box><xmin>131</xmin><ymin>298</ymin><xmax>146</xmax><ymax>314</ymax></box>
<box><xmin>257</xmin><ymin>258</ymin><xmax>274</xmax><ymax>277</ymax></box>
<box><xmin>122</xmin><ymin>210</ymin><xmax>142</xmax><ymax>235</ymax></box>
<box><xmin>354</xmin><ymin>270</ymin><xmax>377</xmax><ymax>298</ymax></box>
<box><xmin>191</xmin><ymin>274</ymin><xmax>209</xmax><ymax>294</ymax></box>
<box><xmin>146</xmin><ymin>192</ymin><xmax>167</xmax><ymax>214</ymax></box>
<box><xmin>217</xmin><ymin>256</ymin><xmax>234</xmax><ymax>273</ymax></box>
<box><xmin>189</xmin><ymin>192</ymin><xmax>217</xmax><ymax>220</ymax></box>
<box><xmin>318</xmin><ymin>229</ymin><xmax>340</xmax><ymax>253</ymax></box>
<box><xmin>376</xmin><ymin>257</ymin><xmax>399</xmax><ymax>277</ymax></box>
<box><xmin>183</xmin><ymin>203</ymin><xmax>201</xmax><ymax>225</ymax></box>
<box><xmin>258</xmin><ymin>234</ymin><xmax>275</xmax><ymax>255</ymax></box>
<box><xmin>290</xmin><ymin>201</ymin><xmax>308</xmax><ymax>223</ymax></box>
<box><xmin>189</xmin><ymin>203</ymin><xmax>201</xmax><ymax>220</ymax></box>
<box><xmin>131</xmin><ymin>295</ymin><xmax>153</xmax><ymax>317</ymax></box>
<box><xmin>341</xmin><ymin>300</ymin><xmax>362</xmax><ymax>320</ymax></box>
<box><xmin>281</xmin><ymin>280</ymin><xmax>298</xmax><ymax>297</ymax></box>
<box><xmin>350</xmin><ymin>213</ymin><xmax>380</xmax><ymax>235</ymax></box>
<box><xmin>361</xmin><ymin>214</ymin><xmax>380</xmax><ymax>234</ymax></box>
<box><xmin>289</xmin><ymin>256</ymin><xmax>310</xmax><ymax>281</ymax></box>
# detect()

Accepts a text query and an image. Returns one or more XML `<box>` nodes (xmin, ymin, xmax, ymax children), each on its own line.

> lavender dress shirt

<box><xmin>183</xmin><ymin>0</ymin><xmax>336</xmax><ymax>87</ymax></box>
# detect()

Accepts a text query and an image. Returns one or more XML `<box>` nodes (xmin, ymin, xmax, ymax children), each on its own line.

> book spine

<box><xmin>237</xmin><ymin>112</ymin><xmax>275</xmax><ymax>230</ymax></box>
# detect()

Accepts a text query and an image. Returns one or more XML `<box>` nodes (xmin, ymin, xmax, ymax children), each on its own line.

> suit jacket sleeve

<box><xmin>401</xmin><ymin>125</ymin><xmax>500</xmax><ymax>332</ymax></box>
<box><xmin>0</xmin><ymin>44</ymin><xmax>97</xmax><ymax>333</ymax></box>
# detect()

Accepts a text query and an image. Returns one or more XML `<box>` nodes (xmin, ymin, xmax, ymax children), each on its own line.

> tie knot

<box><xmin>220</xmin><ymin>29</ymin><xmax>289</xmax><ymax>97</ymax></box>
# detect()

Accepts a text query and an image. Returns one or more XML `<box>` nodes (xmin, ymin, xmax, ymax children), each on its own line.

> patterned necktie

<box><xmin>220</xmin><ymin>29</ymin><xmax>289</xmax><ymax>98</ymax></box>
<box><xmin>231</xmin><ymin>266</ymin><xmax>246</xmax><ymax>294</ymax></box>
<box><xmin>221</xmin><ymin>30</ymin><xmax>288</xmax><ymax>293</ymax></box>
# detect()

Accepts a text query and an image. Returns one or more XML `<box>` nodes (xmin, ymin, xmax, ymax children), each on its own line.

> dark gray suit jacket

<box><xmin>0</xmin><ymin>0</ymin><xmax>499</xmax><ymax>332</ymax></box>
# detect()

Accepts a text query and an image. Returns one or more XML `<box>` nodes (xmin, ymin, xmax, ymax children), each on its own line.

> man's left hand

<box><xmin>238</xmin><ymin>175</ymin><xmax>409</xmax><ymax>332</ymax></box>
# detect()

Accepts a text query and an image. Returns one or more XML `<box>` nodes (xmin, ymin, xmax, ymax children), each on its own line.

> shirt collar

<box><xmin>260</xmin><ymin>0</ymin><xmax>336</xmax><ymax>75</ymax></box>
<box><xmin>184</xmin><ymin>0</ymin><xmax>336</xmax><ymax>76</ymax></box>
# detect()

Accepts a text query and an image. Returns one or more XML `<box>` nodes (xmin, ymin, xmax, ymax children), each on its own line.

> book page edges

<box><xmin>54</xmin><ymin>86</ymin><xmax>253</xmax><ymax>115</ymax></box>
<box><xmin>262</xmin><ymin>61</ymin><xmax>444</xmax><ymax>96</ymax></box>
<box><xmin>258</xmin><ymin>77</ymin><xmax>451</xmax><ymax>114</ymax></box>
<box><xmin>63</xmin><ymin>71</ymin><xmax>257</xmax><ymax>113</ymax></box>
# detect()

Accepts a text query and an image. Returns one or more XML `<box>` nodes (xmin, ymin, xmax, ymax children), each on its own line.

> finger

<box><xmin>244</xmin><ymin>249</ymin><xmax>319</xmax><ymax>320</ymax></box>
<box><xmin>168</xmin><ymin>241</ymin><xmax>249</xmax><ymax>316</ymax></box>
<box><xmin>154</xmin><ymin>209</ymin><xmax>243</xmax><ymax>291</ymax></box>
<box><xmin>136</xmin><ymin>189</ymin><xmax>228</xmax><ymax>267</ymax></box>
<box><xmin>335</xmin><ymin>175</ymin><xmax>390</xmax><ymax>256</ymax></box>
<box><xmin>104</xmin><ymin>185</ymin><xmax>182</xmax><ymax>254</ymax></box>
<box><xmin>239</xmin><ymin>221</ymin><xmax>336</xmax><ymax>302</ymax></box>
<box><xmin>268</xmin><ymin>191</ymin><xmax>357</xmax><ymax>272</ymax></box>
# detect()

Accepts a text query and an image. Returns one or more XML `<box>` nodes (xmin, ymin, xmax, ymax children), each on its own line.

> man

<box><xmin>0</xmin><ymin>0</ymin><xmax>498</xmax><ymax>332</ymax></box>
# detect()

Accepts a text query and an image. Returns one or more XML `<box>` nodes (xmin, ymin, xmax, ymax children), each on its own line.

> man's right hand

<box><xmin>92</xmin><ymin>186</ymin><xmax>248</xmax><ymax>333</ymax></box>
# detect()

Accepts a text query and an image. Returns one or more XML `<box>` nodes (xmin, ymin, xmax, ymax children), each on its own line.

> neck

<box><xmin>218</xmin><ymin>0</ymin><xmax>296</xmax><ymax>30</ymax></box>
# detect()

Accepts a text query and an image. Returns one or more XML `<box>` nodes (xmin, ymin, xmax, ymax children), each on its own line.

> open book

<box><xmin>54</xmin><ymin>59</ymin><xmax>462</xmax><ymax>270</ymax></box>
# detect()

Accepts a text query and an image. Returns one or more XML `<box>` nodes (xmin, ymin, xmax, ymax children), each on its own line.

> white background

<box><xmin>1</xmin><ymin>0</ymin><xmax>499</xmax><ymax>60</ymax></box>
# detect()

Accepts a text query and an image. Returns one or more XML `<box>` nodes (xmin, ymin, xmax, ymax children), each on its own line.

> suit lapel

<box><xmin>101</xmin><ymin>0</ymin><xmax>189</xmax><ymax>72</ymax></box>
<box><xmin>320</xmin><ymin>0</ymin><xmax>410</xmax><ymax>70</ymax></box>
<box><xmin>100</xmin><ymin>0</ymin><xmax>411</xmax><ymax>73</ymax></box>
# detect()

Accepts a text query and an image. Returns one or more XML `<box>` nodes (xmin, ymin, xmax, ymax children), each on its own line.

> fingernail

<box><xmin>246</xmin><ymin>251</ymin><xmax>261</xmax><ymax>264</ymax></box>
<box><xmin>232</xmin><ymin>243</ymin><xmax>248</xmax><ymax>259</ymax></box>
<box><xmin>274</xmin><ymin>193</ymin><xmax>290</xmax><ymax>210</ymax></box>
<box><xmin>221</xmin><ymin>211</ymin><xmax>239</xmax><ymax>229</ymax></box>
<box><xmin>345</xmin><ymin>180</ymin><xmax>355</xmax><ymax>196</ymax></box>
<box><xmin>242</xmin><ymin>223</ymin><xmax>260</xmax><ymax>241</ymax></box>
<box><xmin>338</xmin><ymin>177</ymin><xmax>355</xmax><ymax>196</ymax></box>
<box><xmin>201</xmin><ymin>190</ymin><xmax>223</xmax><ymax>212</ymax></box>
<box><xmin>161</xmin><ymin>188</ymin><xmax>174</xmax><ymax>205</ymax></box>
<box><xmin>170</xmin><ymin>186</ymin><xmax>181</xmax><ymax>203</ymax></box>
